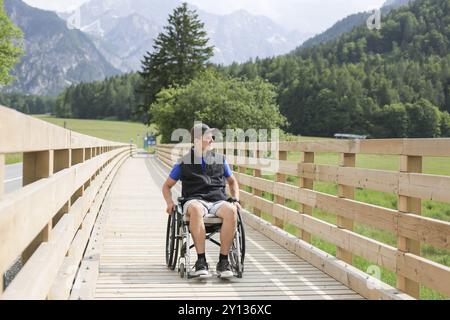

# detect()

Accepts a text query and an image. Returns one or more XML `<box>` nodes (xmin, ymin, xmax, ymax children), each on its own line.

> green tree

<box><xmin>0</xmin><ymin>0</ymin><xmax>23</xmax><ymax>85</ymax></box>
<box><xmin>440</xmin><ymin>111</ymin><xmax>450</xmax><ymax>137</ymax></box>
<box><xmin>150</xmin><ymin>70</ymin><xmax>286</xmax><ymax>142</ymax></box>
<box><xmin>406</xmin><ymin>99</ymin><xmax>441</xmax><ymax>138</ymax></box>
<box><xmin>138</xmin><ymin>2</ymin><xmax>214</xmax><ymax>124</ymax></box>
<box><xmin>374</xmin><ymin>103</ymin><xmax>408</xmax><ymax>138</ymax></box>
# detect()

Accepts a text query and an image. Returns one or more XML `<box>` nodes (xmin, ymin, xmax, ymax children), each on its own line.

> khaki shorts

<box><xmin>182</xmin><ymin>199</ymin><xmax>228</xmax><ymax>217</ymax></box>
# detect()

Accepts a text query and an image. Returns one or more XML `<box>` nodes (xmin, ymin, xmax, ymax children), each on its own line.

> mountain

<box><xmin>198</xmin><ymin>9</ymin><xmax>307</xmax><ymax>66</ymax></box>
<box><xmin>60</xmin><ymin>0</ymin><xmax>309</xmax><ymax>71</ymax></box>
<box><xmin>2</xmin><ymin>0</ymin><xmax>120</xmax><ymax>96</ymax></box>
<box><xmin>298</xmin><ymin>0</ymin><xmax>415</xmax><ymax>50</ymax></box>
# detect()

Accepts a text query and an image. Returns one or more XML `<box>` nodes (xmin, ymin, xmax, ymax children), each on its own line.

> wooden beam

<box><xmin>0</xmin><ymin>148</ymin><xmax>127</xmax><ymax>277</ymax></box>
<box><xmin>274</xmin><ymin>150</ymin><xmax>287</xmax><ymax>229</ymax></box>
<box><xmin>1</xmin><ymin>151</ymin><xmax>128</xmax><ymax>299</ymax></box>
<box><xmin>22</xmin><ymin>150</ymin><xmax>54</xmax><ymax>264</ymax></box>
<box><xmin>336</xmin><ymin>153</ymin><xmax>355</xmax><ymax>265</ymax></box>
<box><xmin>241</xmin><ymin>190</ymin><xmax>398</xmax><ymax>271</ymax></box>
<box><xmin>397</xmin><ymin>155</ymin><xmax>422</xmax><ymax>299</ymax></box>
<box><xmin>0</xmin><ymin>107</ymin><xmax>123</xmax><ymax>154</ymax></box>
<box><xmin>241</xmin><ymin>209</ymin><xmax>414</xmax><ymax>300</ymax></box>
<box><xmin>299</xmin><ymin>152</ymin><xmax>314</xmax><ymax>243</ymax></box>
<box><xmin>49</xmin><ymin>153</ymin><xmax>126</xmax><ymax>300</ymax></box>
<box><xmin>53</xmin><ymin>201</ymin><xmax>70</xmax><ymax>228</ymax></box>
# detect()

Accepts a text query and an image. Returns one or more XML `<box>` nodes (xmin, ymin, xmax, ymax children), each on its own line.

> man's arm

<box><xmin>226</xmin><ymin>175</ymin><xmax>241</xmax><ymax>209</ymax></box>
<box><xmin>162</xmin><ymin>177</ymin><xmax>178</xmax><ymax>214</ymax></box>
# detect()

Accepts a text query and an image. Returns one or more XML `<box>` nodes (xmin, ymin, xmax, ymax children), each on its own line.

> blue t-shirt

<box><xmin>169</xmin><ymin>157</ymin><xmax>233</xmax><ymax>181</ymax></box>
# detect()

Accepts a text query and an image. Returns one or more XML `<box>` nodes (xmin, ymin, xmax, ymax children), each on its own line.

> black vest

<box><xmin>179</xmin><ymin>149</ymin><xmax>227</xmax><ymax>205</ymax></box>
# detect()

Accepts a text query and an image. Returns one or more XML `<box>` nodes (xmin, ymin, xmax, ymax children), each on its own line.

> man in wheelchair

<box><xmin>162</xmin><ymin>123</ymin><xmax>242</xmax><ymax>279</ymax></box>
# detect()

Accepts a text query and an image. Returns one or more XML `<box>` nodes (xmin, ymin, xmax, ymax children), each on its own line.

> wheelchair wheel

<box><xmin>179</xmin><ymin>262</ymin><xmax>186</xmax><ymax>278</ymax></box>
<box><xmin>229</xmin><ymin>210</ymin><xmax>246</xmax><ymax>278</ymax></box>
<box><xmin>165</xmin><ymin>212</ymin><xmax>180</xmax><ymax>270</ymax></box>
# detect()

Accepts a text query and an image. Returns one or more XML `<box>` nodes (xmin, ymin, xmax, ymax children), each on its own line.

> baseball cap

<box><xmin>190</xmin><ymin>123</ymin><xmax>217</xmax><ymax>142</ymax></box>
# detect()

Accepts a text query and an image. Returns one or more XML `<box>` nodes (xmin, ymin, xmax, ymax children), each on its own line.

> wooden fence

<box><xmin>156</xmin><ymin>139</ymin><xmax>450</xmax><ymax>299</ymax></box>
<box><xmin>0</xmin><ymin>106</ymin><xmax>136</xmax><ymax>299</ymax></box>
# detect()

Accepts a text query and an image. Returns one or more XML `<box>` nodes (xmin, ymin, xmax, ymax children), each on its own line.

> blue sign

<box><xmin>144</xmin><ymin>134</ymin><xmax>156</xmax><ymax>148</ymax></box>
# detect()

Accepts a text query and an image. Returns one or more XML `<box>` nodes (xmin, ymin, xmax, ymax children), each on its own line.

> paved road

<box><xmin>4</xmin><ymin>162</ymin><xmax>22</xmax><ymax>194</ymax></box>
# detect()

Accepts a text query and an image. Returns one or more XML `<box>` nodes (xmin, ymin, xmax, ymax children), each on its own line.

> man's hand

<box><xmin>234</xmin><ymin>202</ymin><xmax>242</xmax><ymax>211</ymax></box>
<box><xmin>166</xmin><ymin>201</ymin><xmax>175</xmax><ymax>215</ymax></box>
<box><xmin>162</xmin><ymin>177</ymin><xmax>177</xmax><ymax>215</ymax></box>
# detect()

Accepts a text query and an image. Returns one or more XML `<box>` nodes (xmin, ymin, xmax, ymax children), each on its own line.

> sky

<box><xmin>23</xmin><ymin>0</ymin><xmax>386</xmax><ymax>34</ymax></box>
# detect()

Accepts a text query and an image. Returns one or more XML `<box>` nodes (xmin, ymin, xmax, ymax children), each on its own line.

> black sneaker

<box><xmin>216</xmin><ymin>259</ymin><xmax>233</xmax><ymax>279</ymax></box>
<box><xmin>194</xmin><ymin>259</ymin><xmax>210</xmax><ymax>277</ymax></box>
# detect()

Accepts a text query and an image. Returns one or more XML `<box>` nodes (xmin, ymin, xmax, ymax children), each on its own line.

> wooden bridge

<box><xmin>1</xmin><ymin>107</ymin><xmax>449</xmax><ymax>300</ymax></box>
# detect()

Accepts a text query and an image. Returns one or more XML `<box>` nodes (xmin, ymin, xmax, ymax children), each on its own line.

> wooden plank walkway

<box><xmin>74</xmin><ymin>154</ymin><xmax>363</xmax><ymax>300</ymax></box>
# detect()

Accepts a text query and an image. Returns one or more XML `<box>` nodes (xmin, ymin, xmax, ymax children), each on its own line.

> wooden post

<box><xmin>238</xmin><ymin>143</ymin><xmax>247</xmax><ymax>206</ymax></box>
<box><xmin>53</xmin><ymin>150</ymin><xmax>72</xmax><ymax>226</ymax></box>
<box><xmin>71</xmin><ymin>149</ymin><xmax>85</xmax><ymax>204</ymax></box>
<box><xmin>0</xmin><ymin>154</ymin><xmax>3</xmax><ymax>294</ymax></box>
<box><xmin>336</xmin><ymin>153</ymin><xmax>355</xmax><ymax>265</ymax></box>
<box><xmin>86</xmin><ymin>148</ymin><xmax>95</xmax><ymax>183</ymax></box>
<box><xmin>397</xmin><ymin>155</ymin><xmax>422</xmax><ymax>299</ymax></box>
<box><xmin>71</xmin><ymin>149</ymin><xmax>84</xmax><ymax>166</ymax></box>
<box><xmin>85</xmin><ymin>148</ymin><xmax>92</xmax><ymax>161</ymax></box>
<box><xmin>298</xmin><ymin>152</ymin><xmax>314</xmax><ymax>243</ymax></box>
<box><xmin>22</xmin><ymin>150</ymin><xmax>54</xmax><ymax>264</ymax></box>
<box><xmin>274</xmin><ymin>150</ymin><xmax>287</xmax><ymax>229</ymax></box>
<box><xmin>0</xmin><ymin>153</ymin><xmax>4</xmax><ymax>200</ymax></box>
<box><xmin>23</xmin><ymin>150</ymin><xmax>54</xmax><ymax>186</ymax></box>
<box><xmin>253</xmin><ymin>150</ymin><xmax>262</xmax><ymax>217</ymax></box>
<box><xmin>53</xmin><ymin>149</ymin><xmax>71</xmax><ymax>174</ymax></box>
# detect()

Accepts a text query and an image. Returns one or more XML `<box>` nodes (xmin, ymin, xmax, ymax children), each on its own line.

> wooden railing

<box><xmin>0</xmin><ymin>106</ymin><xmax>136</xmax><ymax>299</ymax></box>
<box><xmin>156</xmin><ymin>139</ymin><xmax>450</xmax><ymax>300</ymax></box>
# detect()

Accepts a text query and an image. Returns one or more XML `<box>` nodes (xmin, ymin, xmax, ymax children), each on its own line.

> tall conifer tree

<box><xmin>138</xmin><ymin>2</ymin><xmax>214</xmax><ymax>124</ymax></box>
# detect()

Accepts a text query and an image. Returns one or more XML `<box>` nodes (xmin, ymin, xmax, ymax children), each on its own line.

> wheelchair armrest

<box><xmin>177</xmin><ymin>197</ymin><xmax>185</xmax><ymax>203</ymax></box>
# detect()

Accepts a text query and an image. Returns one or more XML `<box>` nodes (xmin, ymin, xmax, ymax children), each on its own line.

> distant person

<box><xmin>162</xmin><ymin>123</ymin><xmax>241</xmax><ymax>278</ymax></box>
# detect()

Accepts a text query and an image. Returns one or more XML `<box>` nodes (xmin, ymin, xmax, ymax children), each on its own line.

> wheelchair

<box><xmin>165</xmin><ymin>197</ymin><xmax>245</xmax><ymax>279</ymax></box>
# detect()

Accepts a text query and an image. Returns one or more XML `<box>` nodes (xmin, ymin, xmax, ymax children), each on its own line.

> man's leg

<box><xmin>186</xmin><ymin>201</ymin><xmax>210</xmax><ymax>276</ymax></box>
<box><xmin>215</xmin><ymin>203</ymin><xmax>238</xmax><ymax>255</ymax></box>
<box><xmin>186</xmin><ymin>202</ymin><xmax>206</xmax><ymax>255</ymax></box>
<box><xmin>215</xmin><ymin>203</ymin><xmax>238</xmax><ymax>278</ymax></box>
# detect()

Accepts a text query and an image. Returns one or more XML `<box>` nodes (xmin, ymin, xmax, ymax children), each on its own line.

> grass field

<box><xmin>5</xmin><ymin>116</ymin><xmax>154</xmax><ymax>165</ymax></box>
<box><xmin>240</xmin><ymin>136</ymin><xmax>450</xmax><ymax>300</ymax></box>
